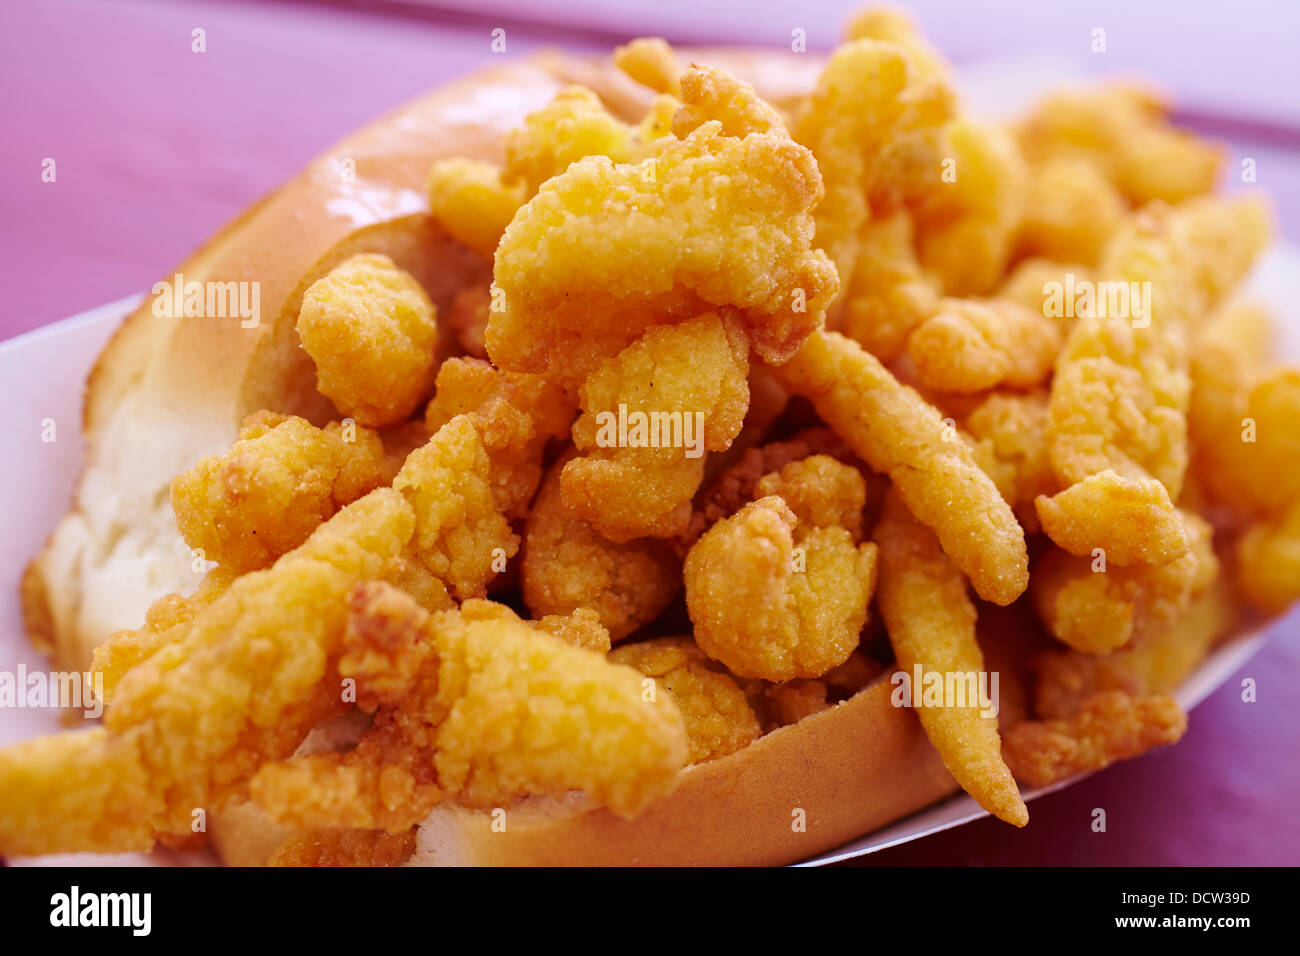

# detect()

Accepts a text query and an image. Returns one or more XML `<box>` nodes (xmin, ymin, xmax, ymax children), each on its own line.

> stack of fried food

<box><xmin>2</xmin><ymin>7</ymin><xmax>1295</xmax><ymax>865</ymax></box>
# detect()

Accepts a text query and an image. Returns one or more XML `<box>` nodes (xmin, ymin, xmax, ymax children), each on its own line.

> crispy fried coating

<box><xmin>1048</xmin><ymin>198</ymin><xmax>1269</xmax><ymax>517</ymax></box>
<box><xmin>745</xmin><ymin>654</ymin><xmax>885</xmax><ymax>731</ymax></box>
<box><xmin>428</xmin><ymin>85</ymin><xmax>678</xmax><ymax>261</ymax></box>
<box><xmin>446</xmin><ymin>283</ymin><xmax>491</xmax><ymax>358</ymax></box>
<box><xmin>1048</xmin><ymin>313</ymin><xmax>1189</xmax><ymax>498</ymax></box>
<box><xmin>701</xmin><ymin>363</ymin><xmax>791</xmax><ymax>483</ymax></box>
<box><xmin>489</xmin><ymin>66</ymin><xmax>837</xmax><ymax>388</ymax></box>
<box><xmin>684</xmin><ymin>427</ymin><xmax>855</xmax><ymax>548</ymax></box>
<box><xmin>771</xmin><ymin>330</ymin><xmax>1029</xmax><ymax>605</ymax></box>
<box><xmin>0</xmin><ymin>728</ymin><xmax>164</xmax><ymax>854</ymax></box>
<box><xmin>1016</xmin><ymin>156</ymin><xmax>1126</xmax><ymax>266</ymax></box>
<box><xmin>962</xmin><ymin>391</ymin><xmax>1056</xmax><ymax>527</ymax></box>
<box><xmin>793</xmin><ymin>38</ymin><xmax>954</xmax><ymax>289</ymax></box>
<box><xmin>998</xmin><ymin>258</ymin><xmax>1092</xmax><ymax>331</ymax></box>
<box><xmin>1030</xmin><ymin>509</ymin><xmax>1217</xmax><ymax>654</ymax></box>
<box><xmin>1017</xmin><ymin>84</ymin><xmax>1222</xmax><ymax>205</ymax></box>
<box><xmin>251</xmin><ymin>719</ymin><xmax>442</xmax><ymax>835</ymax></box>
<box><xmin>268</xmin><ymin>827</ymin><xmax>417</xmax><ymax>867</ymax></box>
<box><xmin>1047</xmin><ymin>207</ymin><xmax>1194</xmax><ymax>501</ymax></box>
<box><xmin>1034</xmin><ymin>578</ymin><xmax>1236</xmax><ymax>719</ymax></box>
<box><xmin>873</xmin><ymin>490</ymin><xmax>1027</xmax><ymax>826</ymax></box>
<box><xmin>1190</xmin><ymin>343</ymin><xmax>1300</xmax><ymax>519</ymax></box>
<box><xmin>753</xmin><ymin>455</ymin><xmax>867</xmax><ymax>539</ymax></box>
<box><xmin>1236</xmin><ymin>500</ymin><xmax>1300</xmax><ymax>614</ymax></box>
<box><xmin>671</xmin><ymin>62</ymin><xmax>787</xmax><ymax>139</ymax></box>
<box><xmin>255</xmin><ymin>589</ymin><xmax>683</xmax><ymax>829</ymax></box>
<box><xmin>171</xmin><ymin>411</ymin><xmax>386</xmax><ymax>573</ymax></box>
<box><xmin>523</xmin><ymin>456</ymin><xmax>680</xmax><ymax>641</ymax></box>
<box><xmin>562</xmin><ymin>313</ymin><xmax>750</xmax><ymax>540</ymax></box>
<box><xmin>0</xmin><ymin>490</ymin><xmax>417</xmax><ymax>855</ymax></box>
<box><xmin>92</xmin><ymin>565</ymin><xmax>241</xmax><ymax>700</ymax></box>
<box><xmin>504</xmin><ymin>86</ymin><xmax>663</xmax><ymax>198</ymax></box>
<box><xmin>762</xmin><ymin>681</ymin><xmax>832</xmax><ymax>726</ymax></box>
<box><xmin>432</xmin><ymin>599</ymin><xmax>688</xmax><ymax>817</ymax></box>
<box><xmin>685</xmin><ymin>496</ymin><xmax>877</xmax><ymax>681</ymax></box>
<box><xmin>613</xmin><ymin>37</ymin><xmax>681</xmax><ymax>96</ymax></box>
<box><xmin>915</xmin><ymin>119</ymin><xmax>1027</xmax><ymax>296</ymax></box>
<box><xmin>907</xmin><ymin>296</ymin><xmax>1062</xmax><ymax>393</ymax></box>
<box><xmin>1003</xmin><ymin>691</ymin><xmax>1186</xmax><ymax>787</ymax></box>
<box><xmin>426</xmin><ymin>158</ymin><xmax>526</xmax><ymax>260</ymax></box>
<box><xmin>425</xmin><ymin>357</ymin><xmax>575</xmax><ymax>519</ymax></box>
<box><xmin>297</xmin><ymin>254</ymin><xmax>439</xmax><ymax>427</ymax></box>
<box><xmin>843</xmin><ymin>6</ymin><xmax>950</xmax><ymax>81</ymax></box>
<box><xmin>838</xmin><ymin>211</ymin><xmax>938</xmax><ymax>361</ymax></box>
<box><xmin>393</xmin><ymin>415</ymin><xmax>517</xmax><ymax>600</ymax></box>
<box><xmin>252</xmin><ymin>581</ymin><xmax>441</xmax><ymax>833</ymax></box>
<box><xmin>534</xmin><ymin>606</ymin><xmax>613</xmax><ymax>654</ymax></box>
<box><xmin>1172</xmin><ymin>196</ymin><xmax>1272</xmax><ymax>312</ymax></box>
<box><xmin>1035</xmin><ymin>470</ymin><xmax>1189</xmax><ymax>566</ymax></box>
<box><xmin>608</xmin><ymin>636</ymin><xmax>761</xmax><ymax>763</ymax></box>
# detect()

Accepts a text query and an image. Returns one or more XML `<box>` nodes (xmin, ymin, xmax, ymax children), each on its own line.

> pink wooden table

<box><xmin>1</xmin><ymin>0</ymin><xmax>1297</xmax><ymax>866</ymax></box>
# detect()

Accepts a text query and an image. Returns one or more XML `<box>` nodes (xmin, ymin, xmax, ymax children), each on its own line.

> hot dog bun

<box><xmin>25</xmin><ymin>46</ymin><xmax>969</xmax><ymax>866</ymax></box>
<box><xmin>212</xmin><ymin>677</ymin><xmax>958</xmax><ymax>867</ymax></box>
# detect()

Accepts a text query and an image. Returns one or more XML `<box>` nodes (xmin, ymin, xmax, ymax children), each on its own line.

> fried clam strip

<box><xmin>252</xmin><ymin>587</ymin><xmax>686</xmax><ymax>829</ymax></box>
<box><xmin>0</xmin><ymin>490</ymin><xmax>416</xmax><ymax>855</ymax></box>
<box><xmin>1035</xmin><ymin>470</ymin><xmax>1189</xmax><ymax>567</ymax></box>
<box><xmin>251</xmin><ymin>590</ymin><xmax>605</xmax><ymax>833</ymax></box>
<box><xmin>843</xmin><ymin>6</ymin><xmax>950</xmax><ymax>82</ymax></box>
<box><xmin>424</xmin><ymin>356</ymin><xmax>575</xmax><ymax>521</ymax></box>
<box><xmin>488</xmin><ymin>66</ymin><xmax>837</xmax><ymax>389</ymax></box>
<box><xmin>685</xmin><ymin>490</ymin><xmax>877</xmax><ymax>683</ymax></box>
<box><xmin>1015</xmin><ymin>156</ymin><xmax>1126</xmax><ymax>267</ymax></box>
<box><xmin>608</xmin><ymin>636</ymin><xmax>761</xmax><ymax>764</ymax></box>
<box><xmin>1030</xmin><ymin>510</ymin><xmax>1218</xmax><ymax>655</ymax></box>
<box><xmin>92</xmin><ymin>565</ymin><xmax>241</xmax><ymax>699</ymax></box>
<box><xmin>1190</xmin><ymin>305</ymin><xmax>1300</xmax><ymax>519</ymax></box>
<box><xmin>613</xmin><ymin>37</ymin><xmax>681</xmax><ymax>97</ymax></box>
<box><xmin>682</xmin><ymin>427</ymin><xmax>855</xmax><ymax>549</ymax></box>
<box><xmin>170</xmin><ymin>410</ymin><xmax>386</xmax><ymax>574</ymax></box>
<box><xmin>1033</xmin><ymin>576</ymin><xmax>1237</xmax><ymax>719</ymax></box>
<box><xmin>428</xmin><ymin>84</ymin><xmax>676</xmax><ymax>260</ymax></box>
<box><xmin>914</xmin><ymin>119</ymin><xmax>1028</xmax><ymax>297</ymax></box>
<box><xmin>838</xmin><ymin>211</ymin><xmax>939</xmax><ymax>362</ymax></box>
<box><xmin>1236</xmin><ymin>500</ymin><xmax>1300</xmax><ymax>615</ymax></box>
<box><xmin>873</xmin><ymin>490</ymin><xmax>1027</xmax><ymax>826</ymax></box>
<box><xmin>961</xmin><ymin>391</ymin><xmax>1057</xmax><ymax>531</ymax></box>
<box><xmin>1186</xmin><ymin>300</ymin><xmax>1300</xmax><ymax>614</ymax></box>
<box><xmin>770</xmin><ymin>329</ymin><xmax>1029</xmax><ymax>605</ymax></box>
<box><xmin>1003</xmin><ymin>691</ymin><xmax>1186</xmax><ymax>787</ymax></box>
<box><xmin>1047</xmin><ymin>198</ymin><xmax>1270</xmax><ymax>512</ymax></box>
<box><xmin>753</xmin><ymin>455</ymin><xmax>867</xmax><ymax>538</ymax></box>
<box><xmin>392</xmin><ymin>415</ymin><xmax>517</xmax><ymax>602</ymax></box>
<box><xmin>523</xmin><ymin>454</ymin><xmax>680</xmax><ymax>641</ymax></box>
<box><xmin>297</xmin><ymin>254</ymin><xmax>440</xmax><ymax>428</ymax></box>
<box><xmin>997</xmin><ymin>258</ymin><xmax>1093</xmax><ymax>336</ymax></box>
<box><xmin>792</xmin><ymin>36</ymin><xmax>954</xmax><ymax>301</ymax></box>
<box><xmin>1016</xmin><ymin>84</ymin><xmax>1222</xmax><ymax>206</ymax></box>
<box><xmin>1047</xmin><ymin>213</ymin><xmax>1194</xmax><ymax>500</ymax></box>
<box><xmin>562</xmin><ymin>312</ymin><xmax>750</xmax><ymax>541</ymax></box>
<box><xmin>907</xmin><ymin>296</ymin><xmax>1062</xmax><ymax>394</ymax></box>
<box><xmin>745</xmin><ymin>652</ymin><xmax>886</xmax><ymax>732</ymax></box>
